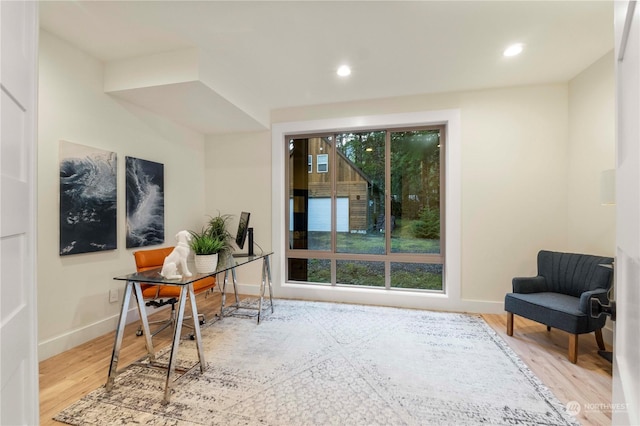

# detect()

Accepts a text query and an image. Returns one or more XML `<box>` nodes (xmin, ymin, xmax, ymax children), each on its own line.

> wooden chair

<box><xmin>133</xmin><ymin>247</ymin><xmax>216</xmax><ymax>338</ymax></box>
<box><xmin>505</xmin><ymin>250</ymin><xmax>613</xmax><ymax>363</ymax></box>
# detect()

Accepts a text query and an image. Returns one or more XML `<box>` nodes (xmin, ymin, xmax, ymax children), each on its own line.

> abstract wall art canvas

<box><xmin>125</xmin><ymin>156</ymin><xmax>165</xmax><ymax>248</ymax></box>
<box><xmin>59</xmin><ymin>141</ymin><xmax>118</xmax><ymax>255</ymax></box>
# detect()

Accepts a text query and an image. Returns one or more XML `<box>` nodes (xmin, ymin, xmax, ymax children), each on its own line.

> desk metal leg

<box><xmin>220</xmin><ymin>267</ymin><xmax>241</xmax><ymax>317</ymax></box>
<box><xmin>107</xmin><ymin>280</ymin><xmax>206</xmax><ymax>403</ymax></box>
<box><xmin>257</xmin><ymin>255</ymin><xmax>274</xmax><ymax>324</ymax></box>
<box><xmin>162</xmin><ymin>284</ymin><xmax>205</xmax><ymax>403</ymax></box>
<box><xmin>187</xmin><ymin>284</ymin><xmax>206</xmax><ymax>373</ymax></box>
<box><xmin>219</xmin><ymin>255</ymin><xmax>274</xmax><ymax>323</ymax></box>
<box><xmin>106</xmin><ymin>281</ymin><xmax>133</xmax><ymax>391</ymax></box>
<box><xmin>133</xmin><ymin>282</ymin><xmax>155</xmax><ymax>361</ymax></box>
<box><xmin>107</xmin><ymin>281</ymin><xmax>156</xmax><ymax>392</ymax></box>
<box><xmin>163</xmin><ymin>285</ymin><xmax>188</xmax><ymax>404</ymax></box>
<box><xmin>231</xmin><ymin>266</ymin><xmax>240</xmax><ymax>305</ymax></box>
<box><xmin>257</xmin><ymin>263</ymin><xmax>264</xmax><ymax>323</ymax></box>
<box><xmin>265</xmin><ymin>254</ymin><xmax>274</xmax><ymax>313</ymax></box>
<box><xmin>220</xmin><ymin>270</ymin><xmax>228</xmax><ymax>317</ymax></box>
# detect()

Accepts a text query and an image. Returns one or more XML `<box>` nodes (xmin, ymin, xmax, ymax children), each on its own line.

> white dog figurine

<box><xmin>160</xmin><ymin>230</ymin><xmax>193</xmax><ymax>279</ymax></box>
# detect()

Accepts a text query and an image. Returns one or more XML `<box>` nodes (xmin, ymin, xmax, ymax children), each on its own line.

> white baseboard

<box><xmin>236</xmin><ymin>282</ymin><xmax>506</xmax><ymax>314</ymax></box>
<box><xmin>37</xmin><ymin>305</ymin><xmax>157</xmax><ymax>361</ymax></box>
<box><xmin>603</xmin><ymin>322</ymin><xmax>614</xmax><ymax>346</ymax></box>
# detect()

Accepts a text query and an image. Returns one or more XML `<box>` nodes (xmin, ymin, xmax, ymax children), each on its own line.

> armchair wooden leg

<box><xmin>568</xmin><ymin>334</ymin><xmax>578</xmax><ymax>364</ymax></box>
<box><xmin>507</xmin><ymin>312</ymin><xmax>514</xmax><ymax>336</ymax></box>
<box><xmin>595</xmin><ymin>328</ymin><xmax>606</xmax><ymax>351</ymax></box>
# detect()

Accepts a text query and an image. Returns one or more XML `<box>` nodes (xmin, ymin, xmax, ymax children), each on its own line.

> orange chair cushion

<box><xmin>133</xmin><ymin>247</ymin><xmax>216</xmax><ymax>299</ymax></box>
<box><xmin>134</xmin><ymin>247</ymin><xmax>175</xmax><ymax>272</ymax></box>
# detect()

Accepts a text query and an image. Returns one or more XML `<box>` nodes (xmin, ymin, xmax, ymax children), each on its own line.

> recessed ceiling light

<box><xmin>337</xmin><ymin>65</ymin><xmax>351</xmax><ymax>77</ymax></box>
<box><xmin>503</xmin><ymin>43</ymin><xmax>524</xmax><ymax>57</ymax></box>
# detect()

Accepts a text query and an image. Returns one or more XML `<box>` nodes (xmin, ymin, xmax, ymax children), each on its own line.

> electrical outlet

<box><xmin>109</xmin><ymin>288</ymin><xmax>119</xmax><ymax>303</ymax></box>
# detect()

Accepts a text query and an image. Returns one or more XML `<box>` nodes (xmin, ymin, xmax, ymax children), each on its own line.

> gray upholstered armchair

<box><xmin>504</xmin><ymin>250</ymin><xmax>614</xmax><ymax>363</ymax></box>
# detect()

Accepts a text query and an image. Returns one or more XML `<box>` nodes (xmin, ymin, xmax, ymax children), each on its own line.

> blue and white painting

<box><xmin>126</xmin><ymin>156</ymin><xmax>164</xmax><ymax>248</ymax></box>
<box><xmin>59</xmin><ymin>141</ymin><xmax>117</xmax><ymax>255</ymax></box>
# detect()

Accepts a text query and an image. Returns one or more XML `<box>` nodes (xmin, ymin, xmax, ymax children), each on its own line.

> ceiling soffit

<box><xmin>104</xmin><ymin>48</ymin><xmax>270</xmax><ymax>134</ymax></box>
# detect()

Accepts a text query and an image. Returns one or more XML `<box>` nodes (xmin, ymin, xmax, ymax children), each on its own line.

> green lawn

<box><xmin>292</xmin><ymin>220</ymin><xmax>442</xmax><ymax>290</ymax></box>
<box><xmin>308</xmin><ymin>229</ymin><xmax>440</xmax><ymax>254</ymax></box>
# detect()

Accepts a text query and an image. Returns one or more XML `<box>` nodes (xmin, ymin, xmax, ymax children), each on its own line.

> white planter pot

<box><xmin>194</xmin><ymin>253</ymin><xmax>218</xmax><ymax>274</ymax></box>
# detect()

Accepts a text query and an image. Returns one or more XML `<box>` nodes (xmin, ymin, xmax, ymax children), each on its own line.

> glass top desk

<box><xmin>107</xmin><ymin>251</ymin><xmax>273</xmax><ymax>404</ymax></box>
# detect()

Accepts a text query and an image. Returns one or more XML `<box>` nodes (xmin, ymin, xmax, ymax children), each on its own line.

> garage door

<box><xmin>289</xmin><ymin>197</ymin><xmax>349</xmax><ymax>232</ymax></box>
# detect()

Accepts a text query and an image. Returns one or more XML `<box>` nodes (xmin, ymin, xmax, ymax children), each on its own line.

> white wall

<box><xmin>457</xmin><ymin>85</ymin><xmax>571</xmax><ymax>303</ymax></box>
<box><xmin>206</xmin><ymin>61</ymin><xmax>615</xmax><ymax>314</ymax></box>
<box><xmin>37</xmin><ymin>31</ymin><xmax>208</xmax><ymax>360</ymax></box>
<box><xmin>568</xmin><ymin>51</ymin><xmax>616</xmax><ymax>344</ymax></box>
<box><xmin>203</xmin><ymin>131</ymin><xmax>272</xmax><ymax>284</ymax></box>
<box><xmin>567</xmin><ymin>51</ymin><xmax>616</xmax><ymax>255</ymax></box>
<box><xmin>206</xmin><ymin>84</ymin><xmax>570</xmax><ymax>312</ymax></box>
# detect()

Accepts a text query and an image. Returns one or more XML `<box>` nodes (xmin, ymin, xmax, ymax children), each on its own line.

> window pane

<box><xmin>287</xmin><ymin>126</ymin><xmax>445</xmax><ymax>292</ymax></box>
<box><xmin>317</xmin><ymin>154</ymin><xmax>328</xmax><ymax>173</ymax></box>
<box><xmin>289</xmin><ymin>137</ymin><xmax>331</xmax><ymax>251</ymax></box>
<box><xmin>335</xmin><ymin>131</ymin><xmax>386</xmax><ymax>254</ymax></box>
<box><xmin>336</xmin><ymin>260</ymin><xmax>385</xmax><ymax>287</ymax></box>
<box><xmin>288</xmin><ymin>258</ymin><xmax>331</xmax><ymax>284</ymax></box>
<box><xmin>390</xmin><ymin>262</ymin><xmax>443</xmax><ymax>291</ymax></box>
<box><xmin>390</xmin><ymin>130</ymin><xmax>441</xmax><ymax>254</ymax></box>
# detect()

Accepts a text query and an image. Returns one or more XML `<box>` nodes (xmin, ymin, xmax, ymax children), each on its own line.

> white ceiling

<box><xmin>39</xmin><ymin>1</ymin><xmax>614</xmax><ymax>134</ymax></box>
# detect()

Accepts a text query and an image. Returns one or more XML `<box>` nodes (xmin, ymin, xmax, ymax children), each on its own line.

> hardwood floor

<box><xmin>483</xmin><ymin>314</ymin><xmax>612</xmax><ymax>426</ymax></box>
<box><xmin>39</xmin><ymin>291</ymin><xmax>227</xmax><ymax>426</ymax></box>
<box><xmin>39</xmin><ymin>297</ymin><xmax>612</xmax><ymax>426</ymax></box>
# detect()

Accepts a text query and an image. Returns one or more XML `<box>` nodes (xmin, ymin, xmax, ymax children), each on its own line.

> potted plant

<box><xmin>189</xmin><ymin>228</ymin><xmax>225</xmax><ymax>273</ymax></box>
<box><xmin>206</xmin><ymin>212</ymin><xmax>234</xmax><ymax>256</ymax></box>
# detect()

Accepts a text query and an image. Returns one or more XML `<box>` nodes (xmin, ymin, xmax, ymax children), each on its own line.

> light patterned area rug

<box><xmin>55</xmin><ymin>300</ymin><xmax>579</xmax><ymax>426</ymax></box>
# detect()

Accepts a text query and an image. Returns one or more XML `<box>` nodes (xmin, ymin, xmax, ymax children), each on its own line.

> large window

<box><xmin>286</xmin><ymin>126</ymin><xmax>445</xmax><ymax>291</ymax></box>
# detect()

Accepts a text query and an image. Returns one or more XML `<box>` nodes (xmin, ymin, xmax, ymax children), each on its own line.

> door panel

<box><xmin>0</xmin><ymin>0</ymin><xmax>39</xmax><ymax>424</ymax></box>
<box><xmin>613</xmin><ymin>1</ymin><xmax>640</xmax><ymax>424</ymax></box>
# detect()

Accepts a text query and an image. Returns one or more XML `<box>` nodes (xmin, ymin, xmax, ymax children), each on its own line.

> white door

<box><xmin>0</xmin><ymin>1</ymin><xmax>39</xmax><ymax>424</ymax></box>
<box><xmin>613</xmin><ymin>1</ymin><xmax>640</xmax><ymax>424</ymax></box>
<box><xmin>289</xmin><ymin>197</ymin><xmax>350</xmax><ymax>232</ymax></box>
<box><xmin>308</xmin><ymin>198</ymin><xmax>349</xmax><ymax>232</ymax></box>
